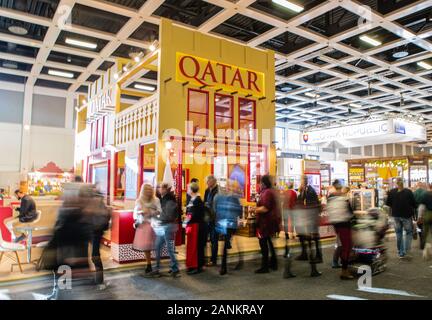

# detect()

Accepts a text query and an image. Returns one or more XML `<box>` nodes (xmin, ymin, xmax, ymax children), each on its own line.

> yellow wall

<box><xmin>77</xmin><ymin>107</ymin><xmax>87</xmax><ymax>133</ymax></box>
<box><xmin>157</xmin><ymin>19</ymin><xmax>276</xmax><ymax>182</ymax></box>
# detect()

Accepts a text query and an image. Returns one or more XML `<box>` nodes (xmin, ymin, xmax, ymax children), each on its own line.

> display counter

<box><xmin>111</xmin><ymin>210</ymin><xmax>169</xmax><ymax>263</ymax></box>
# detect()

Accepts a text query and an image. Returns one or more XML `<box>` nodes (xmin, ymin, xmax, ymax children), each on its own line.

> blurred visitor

<box><xmin>386</xmin><ymin>177</ymin><xmax>416</xmax><ymax>259</ymax></box>
<box><xmin>418</xmin><ymin>184</ymin><xmax>432</xmax><ymax>260</ymax></box>
<box><xmin>295</xmin><ymin>175</ymin><xmax>322</xmax><ymax>263</ymax></box>
<box><xmin>39</xmin><ymin>183</ymin><xmax>95</xmax><ymax>300</ymax></box>
<box><xmin>0</xmin><ymin>188</ymin><xmax>6</xmax><ymax>200</ymax></box>
<box><xmin>133</xmin><ymin>184</ymin><xmax>160</xmax><ymax>274</ymax></box>
<box><xmin>253</xmin><ymin>175</ymin><xmax>281</xmax><ymax>274</ymax></box>
<box><xmin>214</xmin><ymin>180</ymin><xmax>243</xmax><ymax>275</ymax></box>
<box><xmin>414</xmin><ymin>182</ymin><xmax>428</xmax><ymax>249</ymax></box>
<box><xmin>326</xmin><ymin>180</ymin><xmax>354</xmax><ymax>280</ymax></box>
<box><xmin>282</xmin><ymin>182</ymin><xmax>297</xmax><ymax>257</ymax></box>
<box><xmin>150</xmin><ymin>183</ymin><xmax>180</xmax><ymax>278</ymax></box>
<box><xmin>185</xmin><ymin>182</ymin><xmax>206</xmax><ymax>275</ymax></box>
<box><xmin>293</xmin><ymin>175</ymin><xmax>322</xmax><ymax>277</ymax></box>
<box><xmin>204</xmin><ymin>175</ymin><xmax>219</xmax><ymax>267</ymax></box>
<box><xmin>88</xmin><ymin>185</ymin><xmax>112</xmax><ymax>289</ymax></box>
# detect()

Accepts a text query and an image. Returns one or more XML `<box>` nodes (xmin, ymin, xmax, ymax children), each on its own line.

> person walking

<box><xmin>414</xmin><ymin>182</ymin><xmax>428</xmax><ymax>249</ymax></box>
<box><xmin>326</xmin><ymin>180</ymin><xmax>354</xmax><ymax>280</ymax></box>
<box><xmin>88</xmin><ymin>187</ymin><xmax>112</xmax><ymax>290</ymax></box>
<box><xmin>132</xmin><ymin>184</ymin><xmax>160</xmax><ymax>274</ymax></box>
<box><xmin>418</xmin><ymin>185</ymin><xmax>432</xmax><ymax>259</ymax></box>
<box><xmin>282</xmin><ymin>182</ymin><xmax>297</xmax><ymax>257</ymax></box>
<box><xmin>386</xmin><ymin>177</ymin><xmax>416</xmax><ymax>260</ymax></box>
<box><xmin>204</xmin><ymin>175</ymin><xmax>219</xmax><ymax>267</ymax></box>
<box><xmin>150</xmin><ymin>183</ymin><xmax>180</xmax><ymax>278</ymax></box>
<box><xmin>253</xmin><ymin>175</ymin><xmax>281</xmax><ymax>274</ymax></box>
<box><xmin>295</xmin><ymin>176</ymin><xmax>322</xmax><ymax>263</ymax></box>
<box><xmin>38</xmin><ymin>183</ymin><xmax>95</xmax><ymax>300</ymax></box>
<box><xmin>214</xmin><ymin>181</ymin><xmax>243</xmax><ymax>275</ymax></box>
<box><xmin>185</xmin><ymin>182</ymin><xmax>206</xmax><ymax>275</ymax></box>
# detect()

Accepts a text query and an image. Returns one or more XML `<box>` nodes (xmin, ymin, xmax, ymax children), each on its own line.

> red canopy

<box><xmin>37</xmin><ymin>162</ymin><xmax>64</xmax><ymax>174</ymax></box>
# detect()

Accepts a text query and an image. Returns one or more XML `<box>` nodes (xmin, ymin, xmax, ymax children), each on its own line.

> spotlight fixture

<box><xmin>392</xmin><ymin>49</ymin><xmax>409</xmax><ymax>59</ymax></box>
<box><xmin>149</xmin><ymin>40</ymin><xmax>159</xmax><ymax>52</ymax></box>
<box><xmin>134</xmin><ymin>84</ymin><xmax>155</xmax><ymax>91</ymax></box>
<box><xmin>8</xmin><ymin>25</ymin><xmax>28</xmax><ymax>35</ymax></box>
<box><xmin>417</xmin><ymin>61</ymin><xmax>432</xmax><ymax>70</ymax></box>
<box><xmin>305</xmin><ymin>92</ymin><xmax>320</xmax><ymax>98</ymax></box>
<box><xmin>272</xmin><ymin>0</ymin><xmax>304</xmax><ymax>12</ymax></box>
<box><xmin>360</xmin><ymin>35</ymin><xmax>382</xmax><ymax>47</ymax></box>
<box><xmin>65</xmin><ymin>38</ymin><xmax>97</xmax><ymax>49</ymax></box>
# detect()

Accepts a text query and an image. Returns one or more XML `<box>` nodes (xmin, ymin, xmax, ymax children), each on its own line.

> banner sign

<box><xmin>302</xmin><ymin>119</ymin><xmax>426</xmax><ymax>146</ymax></box>
<box><xmin>176</xmin><ymin>52</ymin><xmax>265</xmax><ymax>98</ymax></box>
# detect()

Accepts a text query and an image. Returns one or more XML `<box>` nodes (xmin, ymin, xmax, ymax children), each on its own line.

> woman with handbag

<box><xmin>133</xmin><ymin>184</ymin><xmax>161</xmax><ymax>274</ymax></box>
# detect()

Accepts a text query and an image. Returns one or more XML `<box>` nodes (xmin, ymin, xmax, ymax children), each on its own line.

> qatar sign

<box><xmin>176</xmin><ymin>52</ymin><xmax>265</xmax><ymax>98</ymax></box>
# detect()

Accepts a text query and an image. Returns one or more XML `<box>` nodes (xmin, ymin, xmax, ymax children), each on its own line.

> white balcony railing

<box><xmin>115</xmin><ymin>94</ymin><xmax>158</xmax><ymax>146</ymax></box>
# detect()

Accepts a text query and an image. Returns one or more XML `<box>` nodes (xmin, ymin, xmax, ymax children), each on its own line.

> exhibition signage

<box><xmin>302</xmin><ymin>119</ymin><xmax>426</xmax><ymax>147</ymax></box>
<box><xmin>176</xmin><ymin>52</ymin><xmax>265</xmax><ymax>98</ymax></box>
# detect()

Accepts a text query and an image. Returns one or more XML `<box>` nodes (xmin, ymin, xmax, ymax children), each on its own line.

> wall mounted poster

<box><xmin>228</xmin><ymin>163</ymin><xmax>246</xmax><ymax>198</ymax></box>
<box><xmin>125</xmin><ymin>157</ymin><xmax>138</xmax><ymax>199</ymax></box>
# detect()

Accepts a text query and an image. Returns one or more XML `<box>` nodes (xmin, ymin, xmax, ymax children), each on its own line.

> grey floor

<box><xmin>1</xmin><ymin>237</ymin><xmax>431</xmax><ymax>300</ymax></box>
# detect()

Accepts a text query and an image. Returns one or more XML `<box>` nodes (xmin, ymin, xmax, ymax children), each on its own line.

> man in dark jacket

<box><xmin>386</xmin><ymin>177</ymin><xmax>416</xmax><ymax>259</ymax></box>
<box><xmin>150</xmin><ymin>183</ymin><xmax>180</xmax><ymax>277</ymax></box>
<box><xmin>204</xmin><ymin>175</ymin><xmax>219</xmax><ymax>266</ymax></box>
<box><xmin>89</xmin><ymin>187</ymin><xmax>111</xmax><ymax>290</ymax></box>
<box><xmin>295</xmin><ymin>176</ymin><xmax>322</xmax><ymax>263</ymax></box>
<box><xmin>6</xmin><ymin>190</ymin><xmax>38</xmax><ymax>242</ymax></box>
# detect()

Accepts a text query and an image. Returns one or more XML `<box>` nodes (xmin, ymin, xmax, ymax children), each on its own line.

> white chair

<box><xmin>0</xmin><ymin>228</ymin><xmax>25</xmax><ymax>273</ymax></box>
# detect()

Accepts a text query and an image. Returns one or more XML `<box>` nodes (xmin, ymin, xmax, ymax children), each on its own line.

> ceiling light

<box><xmin>360</xmin><ymin>35</ymin><xmax>382</xmax><ymax>47</ymax></box>
<box><xmin>2</xmin><ymin>60</ymin><xmax>18</xmax><ymax>69</ymax></box>
<box><xmin>417</xmin><ymin>61</ymin><xmax>432</xmax><ymax>70</ymax></box>
<box><xmin>113</xmin><ymin>73</ymin><xmax>119</xmax><ymax>80</ymax></box>
<box><xmin>48</xmin><ymin>69</ymin><xmax>74</xmax><ymax>78</ymax></box>
<box><xmin>134</xmin><ymin>84</ymin><xmax>155</xmax><ymax>91</ymax></box>
<box><xmin>149</xmin><ymin>40</ymin><xmax>159</xmax><ymax>52</ymax></box>
<box><xmin>67</xmin><ymin>56</ymin><xmax>72</xmax><ymax>63</ymax></box>
<box><xmin>350</xmin><ymin>103</ymin><xmax>361</xmax><ymax>108</ymax></box>
<box><xmin>301</xmin><ymin>113</ymin><xmax>314</xmax><ymax>119</ymax></box>
<box><xmin>65</xmin><ymin>38</ymin><xmax>97</xmax><ymax>49</ymax></box>
<box><xmin>281</xmin><ymin>86</ymin><xmax>292</xmax><ymax>92</ymax></box>
<box><xmin>8</xmin><ymin>25</ymin><xmax>28</xmax><ymax>35</ymax></box>
<box><xmin>331</xmin><ymin>99</ymin><xmax>341</xmax><ymax>103</ymax></box>
<box><xmin>123</xmin><ymin>66</ymin><xmax>128</xmax><ymax>72</ymax></box>
<box><xmin>392</xmin><ymin>50</ymin><xmax>409</xmax><ymax>59</ymax></box>
<box><xmin>134</xmin><ymin>56</ymin><xmax>140</xmax><ymax>62</ymax></box>
<box><xmin>272</xmin><ymin>0</ymin><xmax>304</xmax><ymax>13</ymax></box>
<box><xmin>305</xmin><ymin>92</ymin><xmax>320</xmax><ymax>98</ymax></box>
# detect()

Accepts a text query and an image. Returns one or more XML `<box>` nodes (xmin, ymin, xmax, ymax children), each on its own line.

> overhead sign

<box><xmin>303</xmin><ymin>119</ymin><xmax>426</xmax><ymax>147</ymax></box>
<box><xmin>176</xmin><ymin>52</ymin><xmax>265</xmax><ymax>98</ymax></box>
<box><xmin>87</xmin><ymin>67</ymin><xmax>117</xmax><ymax>122</ymax></box>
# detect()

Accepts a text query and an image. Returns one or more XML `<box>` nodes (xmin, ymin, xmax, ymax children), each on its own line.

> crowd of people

<box><xmin>7</xmin><ymin>172</ymin><xmax>432</xmax><ymax>299</ymax></box>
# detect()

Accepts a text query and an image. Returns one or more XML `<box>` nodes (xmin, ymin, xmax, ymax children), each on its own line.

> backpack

<box><xmin>326</xmin><ymin>195</ymin><xmax>351</xmax><ymax>224</ymax></box>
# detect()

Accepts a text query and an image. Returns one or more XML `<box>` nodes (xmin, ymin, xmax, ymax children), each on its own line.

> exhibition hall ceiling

<box><xmin>1</xmin><ymin>0</ymin><xmax>432</xmax><ymax>139</ymax></box>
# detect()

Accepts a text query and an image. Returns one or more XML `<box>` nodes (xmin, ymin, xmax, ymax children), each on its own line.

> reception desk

<box><xmin>111</xmin><ymin>210</ymin><xmax>168</xmax><ymax>264</ymax></box>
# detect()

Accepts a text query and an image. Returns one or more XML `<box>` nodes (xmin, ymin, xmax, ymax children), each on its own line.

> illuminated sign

<box><xmin>303</xmin><ymin>119</ymin><xmax>426</xmax><ymax>146</ymax></box>
<box><xmin>176</xmin><ymin>52</ymin><xmax>265</xmax><ymax>98</ymax></box>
